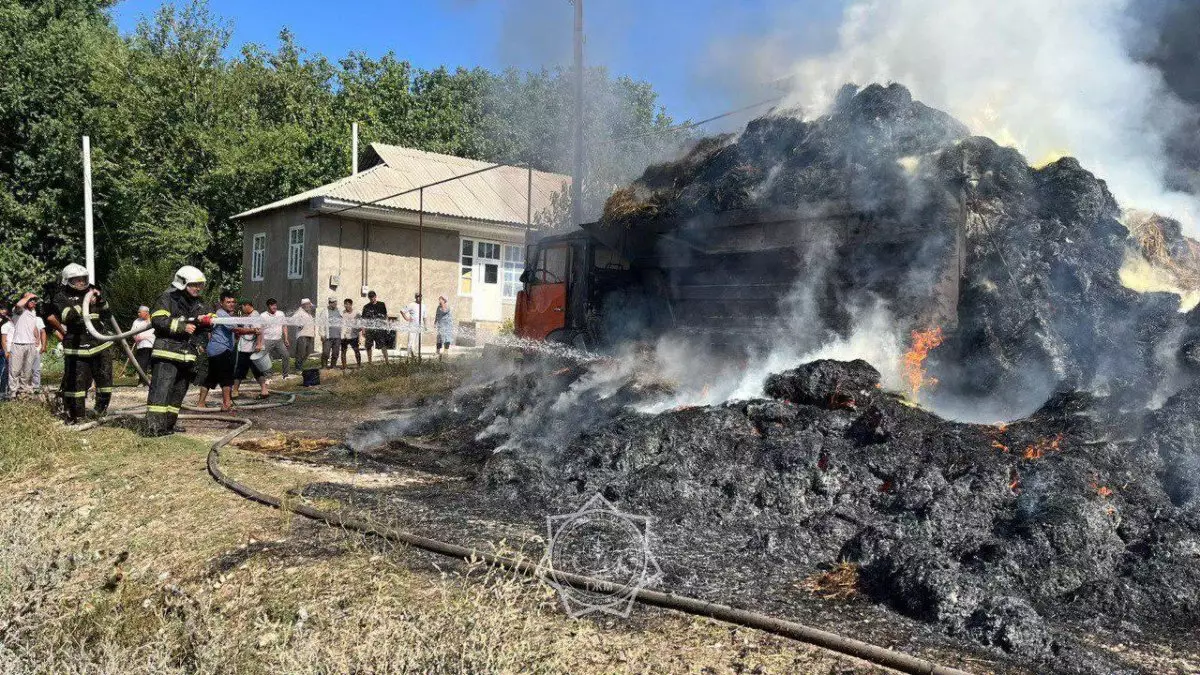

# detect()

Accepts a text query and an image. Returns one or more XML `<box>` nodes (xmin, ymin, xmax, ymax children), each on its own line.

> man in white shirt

<box><xmin>338</xmin><ymin>298</ymin><xmax>362</xmax><ymax>369</ymax></box>
<box><xmin>232</xmin><ymin>299</ymin><xmax>269</xmax><ymax>399</ymax></box>
<box><xmin>319</xmin><ymin>297</ymin><xmax>342</xmax><ymax>369</ymax></box>
<box><xmin>260</xmin><ymin>298</ymin><xmax>291</xmax><ymax>380</ymax></box>
<box><xmin>130</xmin><ymin>305</ymin><xmax>155</xmax><ymax>383</ymax></box>
<box><xmin>292</xmin><ymin>298</ymin><xmax>316</xmax><ymax>372</ymax></box>
<box><xmin>400</xmin><ymin>292</ymin><xmax>427</xmax><ymax>359</ymax></box>
<box><xmin>7</xmin><ymin>293</ymin><xmax>43</xmax><ymax>396</ymax></box>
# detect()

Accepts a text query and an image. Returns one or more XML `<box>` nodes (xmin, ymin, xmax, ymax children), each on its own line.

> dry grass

<box><xmin>0</xmin><ymin>401</ymin><xmax>884</xmax><ymax>674</ymax></box>
<box><xmin>799</xmin><ymin>562</ymin><xmax>861</xmax><ymax>601</ymax></box>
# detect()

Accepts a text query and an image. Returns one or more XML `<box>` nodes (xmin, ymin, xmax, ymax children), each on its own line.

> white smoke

<box><xmin>775</xmin><ymin>0</ymin><xmax>1199</xmax><ymax>228</ymax></box>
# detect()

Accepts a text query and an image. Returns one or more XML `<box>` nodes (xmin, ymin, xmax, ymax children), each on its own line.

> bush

<box><xmin>104</xmin><ymin>259</ymin><xmax>221</xmax><ymax>326</ymax></box>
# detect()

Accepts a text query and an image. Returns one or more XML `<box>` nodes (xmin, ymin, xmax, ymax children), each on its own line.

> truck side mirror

<box><xmin>519</xmin><ymin>269</ymin><xmax>533</xmax><ymax>284</ymax></box>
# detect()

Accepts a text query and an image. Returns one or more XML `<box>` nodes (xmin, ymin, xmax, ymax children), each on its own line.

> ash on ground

<box><xmin>370</xmin><ymin>355</ymin><xmax>1198</xmax><ymax>674</ymax></box>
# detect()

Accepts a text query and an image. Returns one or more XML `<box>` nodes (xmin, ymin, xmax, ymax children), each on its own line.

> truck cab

<box><xmin>514</xmin><ymin>229</ymin><xmax>633</xmax><ymax>347</ymax></box>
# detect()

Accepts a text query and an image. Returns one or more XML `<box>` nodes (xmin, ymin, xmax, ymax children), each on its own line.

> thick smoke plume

<box><xmin>773</xmin><ymin>0</ymin><xmax>1200</xmax><ymax>228</ymax></box>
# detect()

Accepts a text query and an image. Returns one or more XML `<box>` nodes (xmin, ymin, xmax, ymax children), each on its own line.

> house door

<box><xmin>474</xmin><ymin>241</ymin><xmax>503</xmax><ymax>321</ymax></box>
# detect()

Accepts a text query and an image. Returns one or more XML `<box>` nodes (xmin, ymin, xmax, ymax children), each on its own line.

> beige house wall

<box><xmin>314</xmin><ymin>217</ymin><xmax>457</xmax><ymax>345</ymax></box>
<box><xmin>239</xmin><ymin>205</ymin><xmax>318</xmax><ymax>311</ymax></box>
<box><xmin>242</xmin><ymin>205</ymin><xmax>525</xmax><ymax>346</ymax></box>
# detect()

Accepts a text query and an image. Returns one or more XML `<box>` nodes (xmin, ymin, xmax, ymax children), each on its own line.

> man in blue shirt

<box><xmin>198</xmin><ymin>292</ymin><xmax>238</xmax><ymax>411</ymax></box>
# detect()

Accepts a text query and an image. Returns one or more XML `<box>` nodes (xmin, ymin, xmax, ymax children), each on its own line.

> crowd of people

<box><xmin>1</xmin><ymin>263</ymin><xmax>457</xmax><ymax>432</ymax></box>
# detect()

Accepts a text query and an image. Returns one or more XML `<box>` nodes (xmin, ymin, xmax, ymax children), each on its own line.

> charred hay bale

<box><xmin>1143</xmin><ymin>384</ymin><xmax>1200</xmax><ymax>507</ymax></box>
<box><xmin>964</xmin><ymin>596</ymin><xmax>1057</xmax><ymax>656</ymax></box>
<box><xmin>764</xmin><ymin>359</ymin><xmax>880</xmax><ymax>409</ymax></box>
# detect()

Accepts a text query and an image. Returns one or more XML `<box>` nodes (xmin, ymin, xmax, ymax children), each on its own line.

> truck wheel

<box><xmin>546</xmin><ymin>329</ymin><xmax>590</xmax><ymax>351</ymax></box>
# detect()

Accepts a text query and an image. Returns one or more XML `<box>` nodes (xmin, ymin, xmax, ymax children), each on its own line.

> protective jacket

<box><xmin>51</xmin><ymin>284</ymin><xmax>113</xmax><ymax>357</ymax></box>
<box><xmin>150</xmin><ymin>288</ymin><xmax>208</xmax><ymax>363</ymax></box>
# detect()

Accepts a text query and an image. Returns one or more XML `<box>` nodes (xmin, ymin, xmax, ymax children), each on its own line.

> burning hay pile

<box><xmin>413</xmin><ymin>355</ymin><xmax>1200</xmax><ymax>671</ymax></box>
<box><xmin>603</xmin><ymin>82</ymin><xmax>1199</xmax><ymax>417</ymax></box>
<box><xmin>385</xmin><ymin>84</ymin><xmax>1200</xmax><ymax>669</ymax></box>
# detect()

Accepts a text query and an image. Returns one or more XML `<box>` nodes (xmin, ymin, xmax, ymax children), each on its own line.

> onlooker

<box><xmin>320</xmin><ymin>297</ymin><xmax>342</xmax><ymax>369</ymax></box>
<box><xmin>130</xmin><ymin>305</ymin><xmax>155</xmax><ymax>383</ymax></box>
<box><xmin>261</xmin><ymin>298</ymin><xmax>291</xmax><ymax>380</ymax></box>
<box><xmin>0</xmin><ymin>307</ymin><xmax>11</xmax><ymax>400</ymax></box>
<box><xmin>339</xmin><ymin>298</ymin><xmax>362</xmax><ymax>370</ymax></box>
<box><xmin>292</xmin><ymin>298</ymin><xmax>315</xmax><ymax>372</ymax></box>
<box><xmin>435</xmin><ymin>295</ymin><xmax>454</xmax><ymax>360</ymax></box>
<box><xmin>362</xmin><ymin>290</ymin><xmax>389</xmax><ymax>365</ymax></box>
<box><xmin>7</xmin><ymin>293</ymin><xmax>42</xmax><ymax>396</ymax></box>
<box><xmin>31</xmin><ymin>312</ymin><xmax>47</xmax><ymax>391</ymax></box>
<box><xmin>232</xmin><ymin>299</ymin><xmax>269</xmax><ymax>399</ymax></box>
<box><xmin>400</xmin><ymin>292</ymin><xmax>427</xmax><ymax>358</ymax></box>
<box><xmin>199</xmin><ymin>292</ymin><xmax>237</xmax><ymax>411</ymax></box>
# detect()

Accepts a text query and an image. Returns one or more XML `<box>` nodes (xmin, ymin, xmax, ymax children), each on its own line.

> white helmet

<box><xmin>171</xmin><ymin>265</ymin><xmax>207</xmax><ymax>290</ymax></box>
<box><xmin>61</xmin><ymin>263</ymin><xmax>88</xmax><ymax>285</ymax></box>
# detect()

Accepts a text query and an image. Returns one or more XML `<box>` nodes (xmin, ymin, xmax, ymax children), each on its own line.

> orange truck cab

<box><xmin>514</xmin><ymin>229</ymin><xmax>632</xmax><ymax>348</ymax></box>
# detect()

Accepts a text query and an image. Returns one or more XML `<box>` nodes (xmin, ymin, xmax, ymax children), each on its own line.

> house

<box><xmin>233</xmin><ymin>143</ymin><xmax>569</xmax><ymax>342</ymax></box>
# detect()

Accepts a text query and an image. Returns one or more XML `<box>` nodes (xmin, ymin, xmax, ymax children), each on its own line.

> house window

<box><xmin>251</xmin><ymin>233</ymin><xmax>266</xmax><ymax>281</ymax></box>
<box><xmin>502</xmin><ymin>244</ymin><xmax>523</xmax><ymax>299</ymax></box>
<box><xmin>478</xmin><ymin>242</ymin><xmax>500</xmax><ymax>260</ymax></box>
<box><xmin>287</xmin><ymin>225</ymin><xmax>305</xmax><ymax>279</ymax></box>
<box><xmin>459</xmin><ymin>238</ymin><xmax>474</xmax><ymax>295</ymax></box>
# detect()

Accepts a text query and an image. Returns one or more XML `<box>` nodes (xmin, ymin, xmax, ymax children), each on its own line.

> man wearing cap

<box><xmin>130</xmin><ymin>305</ymin><xmax>155</xmax><ymax>382</ymax></box>
<box><xmin>292</xmin><ymin>298</ymin><xmax>316</xmax><ymax>372</ymax></box>
<box><xmin>319</xmin><ymin>297</ymin><xmax>342</xmax><ymax>369</ymax></box>
<box><xmin>7</xmin><ymin>292</ymin><xmax>45</xmax><ymax>397</ymax></box>
<box><xmin>362</xmin><ymin>290</ymin><xmax>389</xmax><ymax>365</ymax></box>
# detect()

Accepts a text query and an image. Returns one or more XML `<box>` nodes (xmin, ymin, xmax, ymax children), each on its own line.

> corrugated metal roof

<box><xmin>232</xmin><ymin>143</ymin><xmax>570</xmax><ymax>225</ymax></box>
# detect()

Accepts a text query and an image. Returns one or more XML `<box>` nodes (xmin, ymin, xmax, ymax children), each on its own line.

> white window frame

<box><xmin>287</xmin><ymin>225</ymin><xmax>305</xmax><ymax>280</ymax></box>
<box><xmin>459</xmin><ymin>237</ymin><xmax>475</xmax><ymax>296</ymax></box>
<box><xmin>502</xmin><ymin>244</ymin><xmax>523</xmax><ymax>299</ymax></box>
<box><xmin>251</xmin><ymin>233</ymin><xmax>266</xmax><ymax>281</ymax></box>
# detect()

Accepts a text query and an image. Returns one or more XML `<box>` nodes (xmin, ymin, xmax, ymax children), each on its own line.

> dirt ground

<box><xmin>0</xmin><ymin>363</ymin><xmax>899</xmax><ymax>675</ymax></box>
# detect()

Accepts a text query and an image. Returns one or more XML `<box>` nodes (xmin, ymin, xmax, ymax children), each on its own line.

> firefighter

<box><xmin>46</xmin><ymin>263</ymin><xmax>114</xmax><ymax>422</ymax></box>
<box><xmin>146</xmin><ymin>265</ymin><xmax>213</xmax><ymax>435</ymax></box>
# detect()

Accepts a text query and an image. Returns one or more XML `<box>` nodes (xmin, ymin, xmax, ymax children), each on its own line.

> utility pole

<box><xmin>82</xmin><ymin>136</ymin><xmax>95</xmax><ymax>284</ymax></box>
<box><xmin>571</xmin><ymin>0</ymin><xmax>584</xmax><ymax>228</ymax></box>
<box><xmin>352</xmin><ymin>122</ymin><xmax>359</xmax><ymax>175</ymax></box>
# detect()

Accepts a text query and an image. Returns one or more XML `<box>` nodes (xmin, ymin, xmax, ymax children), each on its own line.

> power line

<box><xmin>309</xmin><ymin>95</ymin><xmax>787</xmax><ymax>221</ymax></box>
<box><xmin>598</xmin><ymin>95</ymin><xmax>785</xmax><ymax>145</ymax></box>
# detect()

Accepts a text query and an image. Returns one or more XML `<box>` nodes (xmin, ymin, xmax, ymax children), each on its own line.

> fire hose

<box><xmin>64</xmin><ymin>304</ymin><xmax>975</xmax><ymax>673</ymax></box>
<box><xmin>81</xmin><ymin>289</ymin><xmax>151</xmax><ymax>385</ymax></box>
<box><xmin>202</xmin><ymin>421</ymin><xmax>976</xmax><ymax>674</ymax></box>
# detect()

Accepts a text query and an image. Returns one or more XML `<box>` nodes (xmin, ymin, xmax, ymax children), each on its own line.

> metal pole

<box><xmin>352</xmin><ymin>122</ymin><xmax>359</xmax><ymax>175</ymax></box>
<box><xmin>571</xmin><ymin>0</ymin><xmax>584</xmax><ymax>228</ymax></box>
<box><xmin>82</xmin><ymin>136</ymin><xmax>95</xmax><ymax>284</ymax></box>
<box><xmin>418</xmin><ymin>187</ymin><xmax>423</xmax><ymax>362</ymax></box>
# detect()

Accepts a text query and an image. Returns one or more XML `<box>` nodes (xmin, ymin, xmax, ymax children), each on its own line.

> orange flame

<box><xmin>1090</xmin><ymin>480</ymin><xmax>1114</xmax><ymax>498</ymax></box>
<box><xmin>1021</xmin><ymin>433</ymin><xmax>1062</xmax><ymax>461</ymax></box>
<box><xmin>904</xmin><ymin>327</ymin><xmax>944</xmax><ymax>397</ymax></box>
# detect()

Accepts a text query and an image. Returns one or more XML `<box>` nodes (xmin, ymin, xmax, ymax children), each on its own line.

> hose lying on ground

<box><xmin>65</xmin><ymin>385</ymin><xmax>973</xmax><ymax>674</ymax></box>
<box><xmin>200</xmin><ymin>413</ymin><xmax>975</xmax><ymax>675</ymax></box>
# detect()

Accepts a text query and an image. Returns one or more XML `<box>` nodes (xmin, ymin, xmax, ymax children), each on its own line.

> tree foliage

<box><xmin>0</xmin><ymin>0</ymin><xmax>686</xmax><ymax>300</ymax></box>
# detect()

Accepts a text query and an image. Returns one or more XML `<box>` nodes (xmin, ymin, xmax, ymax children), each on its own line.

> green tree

<box><xmin>0</xmin><ymin>0</ymin><xmax>685</xmax><ymax>298</ymax></box>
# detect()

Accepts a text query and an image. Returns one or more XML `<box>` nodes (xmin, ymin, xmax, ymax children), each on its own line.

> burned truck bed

<box><xmin>570</xmin><ymin>201</ymin><xmax>964</xmax><ymax>346</ymax></box>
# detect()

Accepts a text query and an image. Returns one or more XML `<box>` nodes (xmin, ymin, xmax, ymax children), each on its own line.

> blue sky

<box><xmin>110</xmin><ymin>0</ymin><xmax>846</xmax><ymax>130</ymax></box>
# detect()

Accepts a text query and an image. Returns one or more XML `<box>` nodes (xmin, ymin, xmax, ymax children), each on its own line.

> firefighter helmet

<box><xmin>171</xmin><ymin>265</ymin><xmax>207</xmax><ymax>291</ymax></box>
<box><xmin>61</xmin><ymin>263</ymin><xmax>89</xmax><ymax>287</ymax></box>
